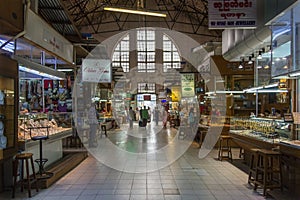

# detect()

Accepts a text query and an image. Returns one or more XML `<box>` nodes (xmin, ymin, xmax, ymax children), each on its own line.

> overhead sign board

<box><xmin>208</xmin><ymin>0</ymin><xmax>257</xmax><ymax>29</ymax></box>
<box><xmin>82</xmin><ymin>59</ymin><xmax>111</xmax><ymax>83</ymax></box>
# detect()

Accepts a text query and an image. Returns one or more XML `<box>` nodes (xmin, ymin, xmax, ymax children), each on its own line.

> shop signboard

<box><xmin>171</xmin><ymin>86</ymin><xmax>181</xmax><ymax>102</ymax></box>
<box><xmin>181</xmin><ymin>74</ymin><xmax>195</xmax><ymax>97</ymax></box>
<box><xmin>82</xmin><ymin>59</ymin><xmax>111</xmax><ymax>83</ymax></box>
<box><xmin>208</xmin><ymin>0</ymin><xmax>257</xmax><ymax>29</ymax></box>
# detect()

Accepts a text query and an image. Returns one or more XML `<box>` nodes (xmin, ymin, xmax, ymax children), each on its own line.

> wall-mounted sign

<box><xmin>181</xmin><ymin>74</ymin><xmax>195</xmax><ymax>97</ymax></box>
<box><xmin>208</xmin><ymin>0</ymin><xmax>257</xmax><ymax>29</ymax></box>
<box><xmin>82</xmin><ymin>59</ymin><xmax>111</xmax><ymax>83</ymax></box>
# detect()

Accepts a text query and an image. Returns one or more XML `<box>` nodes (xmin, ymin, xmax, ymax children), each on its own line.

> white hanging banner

<box><xmin>208</xmin><ymin>0</ymin><xmax>257</xmax><ymax>29</ymax></box>
<box><xmin>82</xmin><ymin>59</ymin><xmax>111</xmax><ymax>83</ymax></box>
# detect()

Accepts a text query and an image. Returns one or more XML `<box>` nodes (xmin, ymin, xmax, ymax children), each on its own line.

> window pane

<box><xmin>147</xmin><ymin>30</ymin><xmax>155</xmax><ymax>40</ymax></box>
<box><xmin>147</xmin><ymin>41</ymin><xmax>155</xmax><ymax>51</ymax></box>
<box><xmin>138</xmin><ymin>52</ymin><xmax>146</xmax><ymax>62</ymax></box>
<box><xmin>173</xmin><ymin>52</ymin><xmax>180</xmax><ymax>61</ymax></box>
<box><xmin>163</xmin><ymin>41</ymin><xmax>172</xmax><ymax>50</ymax></box>
<box><xmin>137</xmin><ymin>41</ymin><xmax>146</xmax><ymax>51</ymax></box>
<box><xmin>113</xmin><ymin>52</ymin><xmax>120</xmax><ymax>61</ymax></box>
<box><xmin>147</xmin><ymin>63</ymin><xmax>155</xmax><ymax>72</ymax></box>
<box><xmin>173</xmin><ymin>62</ymin><xmax>181</xmax><ymax>68</ymax></box>
<box><xmin>164</xmin><ymin>52</ymin><xmax>171</xmax><ymax>61</ymax></box>
<box><xmin>147</xmin><ymin>52</ymin><xmax>155</xmax><ymax>61</ymax></box>
<box><xmin>121</xmin><ymin>41</ymin><xmax>129</xmax><ymax>51</ymax></box>
<box><xmin>112</xmin><ymin>62</ymin><xmax>120</xmax><ymax>67</ymax></box>
<box><xmin>121</xmin><ymin>53</ymin><xmax>129</xmax><ymax>61</ymax></box>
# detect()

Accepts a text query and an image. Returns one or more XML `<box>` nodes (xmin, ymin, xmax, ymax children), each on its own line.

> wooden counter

<box><xmin>229</xmin><ymin>130</ymin><xmax>277</xmax><ymax>150</ymax></box>
<box><xmin>24</xmin><ymin>128</ymin><xmax>72</xmax><ymax>174</ymax></box>
<box><xmin>229</xmin><ymin>130</ymin><xmax>300</xmax><ymax>198</ymax></box>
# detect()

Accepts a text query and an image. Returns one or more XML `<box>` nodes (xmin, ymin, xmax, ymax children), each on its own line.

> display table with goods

<box><xmin>229</xmin><ymin>117</ymin><xmax>300</xmax><ymax>197</ymax></box>
<box><xmin>18</xmin><ymin>113</ymin><xmax>72</xmax><ymax>169</ymax></box>
<box><xmin>16</xmin><ymin>112</ymin><xmax>88</xmax><ymax>188</ymax></box>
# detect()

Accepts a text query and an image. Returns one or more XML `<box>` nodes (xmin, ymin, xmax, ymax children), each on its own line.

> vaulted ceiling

<box><xmin>37</xmin><ymin>0</ymin><xmax>222</xmax><ymax>54</ymax></box>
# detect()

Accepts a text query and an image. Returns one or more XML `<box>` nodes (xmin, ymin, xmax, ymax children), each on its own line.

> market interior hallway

<box><xmin>0</xmin><ymin>122</ymin><xmax>275</xmax><ymax>200</ymax></box>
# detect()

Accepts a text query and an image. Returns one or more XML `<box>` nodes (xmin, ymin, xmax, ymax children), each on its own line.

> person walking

<box><xmin>154</xmin><ymin>107</ymin><xmax>159</xmax><ymax>125</ymax></box>
<box><xmin>141</xmin><ymin>106</ymin><xmax>149</xmax><ymax>127</ymax></box>
<box><xmin>162</xmin><ymin>107</ymin><xmax>168</xmax><ymax>128</ymax></box>
<box><xmin>88</xmin><ymin>102</ymin><xmax>98</xmax><ymax>147</ymax></box>
<box><xmin>128</xmin><ymin>106</ymin><xmax>135</xmax><ymax>129</ymax></box>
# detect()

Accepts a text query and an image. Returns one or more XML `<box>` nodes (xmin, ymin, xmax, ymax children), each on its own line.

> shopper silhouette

<box><xmin>128</xmin><ymin>106</ymin><xmax>135</xmax><ymax>129</ymax></box>
<box><xmin>88</xmin><ymin>102</ymin><xmax>98</xmax><ymax>147</ymax></box>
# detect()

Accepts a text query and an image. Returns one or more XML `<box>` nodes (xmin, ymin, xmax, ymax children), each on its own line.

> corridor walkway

<box><xmin>1</xmin><ymin>122</ymin><xmax>273</xmax><ymax>200</ymax></box>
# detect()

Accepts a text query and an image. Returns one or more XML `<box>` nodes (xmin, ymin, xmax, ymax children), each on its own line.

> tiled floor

<box><xmin>1</xmin><ymin>123</ymin><xmax>275</xmax><ymax>200</ymax></box>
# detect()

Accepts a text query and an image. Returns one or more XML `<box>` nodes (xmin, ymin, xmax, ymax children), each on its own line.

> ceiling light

<box><xmin>104</xmin><ymin>7</ymin><xmax>167</xmax><ymax>17</ymax></box>
<box><xmin>248</xmin><ymin>56</ymin><xmax>253</xmax><ymax>64</ymax></box>
<box><xmin>283</xmin><ymin>65</ymin><xmax>288</xmax><ymax>69</ymax></box>
<box><xmin>257</xmin><ymin>65</ymin><xmax>262</xmax><ymax>69</ymax></box>
<box><xmin>264</xmin><ymin>65</ymin><xmax>270</xmax><ymax>69</ymax></box>
<box><xmin>257</xmin><ymin>51</ymin><xmax>262</xmax><ymax>59</ymax></box>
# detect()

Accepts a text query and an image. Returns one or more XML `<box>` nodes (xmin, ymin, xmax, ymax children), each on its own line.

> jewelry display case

<box><xmin>18</xmin><ymin>112</ymin><xmax>72</xmax><ymax>142</ymax></box>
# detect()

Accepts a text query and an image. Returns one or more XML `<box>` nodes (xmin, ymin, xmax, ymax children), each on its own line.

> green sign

<box><xmin>181</xmin><ymin>74</ymin><xmax>195</xmax><ymax>97</ymax></box>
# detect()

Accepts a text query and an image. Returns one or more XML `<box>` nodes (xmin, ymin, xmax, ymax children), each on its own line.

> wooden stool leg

<box><xmin>25</xmin><ymin>158</ymin><xmax>32</xmax><ymax>198</ymax></box>
<box><xmin>218</xmin><ymin>139</ymin><xmax>222</xmax><ymax>161</ymax></box>
<box><xmin>20</xmin><ymin>160</ymin><xmax>24</xmax><ymax>193</ymax></box>
<box><xmin>263</xmin><ymin>154</ymin><xmax>269</xmax><ymax>196</ymax></box>
<box><xmin>12</xmin><ymin>159</ymin><xmax>18</xmax><ymax>198</ymax></box>
<box><xmin>30</xmin><ymin>156</ymin><xmax>39</xmax><ymax>192</ymax></box>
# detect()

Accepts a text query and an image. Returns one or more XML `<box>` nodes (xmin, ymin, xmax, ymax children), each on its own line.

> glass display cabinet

<box><xmin>0</xmin><ymin>55</ymin><xmax>18</xmax><ymax>160</ymax></box>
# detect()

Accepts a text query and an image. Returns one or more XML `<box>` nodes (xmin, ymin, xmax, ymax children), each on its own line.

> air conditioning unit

<box><xmin>0</xmin><ymin>0</ymin><xmax>24</xmax><ymax>34</ymax></box>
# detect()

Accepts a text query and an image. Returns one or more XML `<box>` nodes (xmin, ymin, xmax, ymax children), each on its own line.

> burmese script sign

<box><xmin>82</xmin><ymin>59</ymin><xmax>111</xmax><ymax>83</ymax></box>
<box><xmin>208</xmin><ymin>0</ymin><xmax>257</xmax><ymax>29</ymax></box>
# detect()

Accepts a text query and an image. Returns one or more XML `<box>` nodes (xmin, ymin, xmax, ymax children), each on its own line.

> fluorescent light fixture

<box><xmin>19</xmin><ymin>65</ymin><xmax>64</xmax><ymax>80</ymax></box>
<box><xmin>215</xmin><ymin>90</ymin><xmax>245</xmax><ymax>94</ymax></box>
<box><xmin>104</xmin><ymin>7</ymin><xmax>167</xmax><ymax>17</ymax></box>
<box><xmin>0</xmin><ymin>39</ymin><xmax>14</xmax><ymax>53</ymax></box>
<box><xmin>289</xmin><ymin>71</ymin><xmax>300</xmax><ymax>77</ymax></box>
<box><xmin>264</xmin><ymin>83</ymin><xmax>279</xmax><ymax>88</ymax></box>
<box><xmin>13</xmin><ymin>55</ymin><xmax>65</xmax><ymax>80</ymax></box>
<box><xmin>256</xmin><ymin>89</ymin><xmax>288</xmax><ymax>93</ymax></box>
<box><xmin>57</xmin><ymin>69</ymin><xmax>73</xmax><ymax>72</ymax></box>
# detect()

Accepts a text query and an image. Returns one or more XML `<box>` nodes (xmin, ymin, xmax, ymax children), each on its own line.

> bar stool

<box><xmin>254</xmin><ymin>149</ymin><xmax>282</xmax><ymax>196</ymax></box>
<box><xmin>248</xmin><ymin>148</ymin><xmax>260</xmax><ymax>186</ymax></box>
<box><xmin>218</xmin><ymin>135</ymin><xmax>232</xmax><ymax>161</ymax></box>
<box><xmin>12</xmin><ymin>153</ymin><xmax>39</xmax><ymax>198</ymax></box>
<box><xmin>29</xmin><ymin>127</ymin><xmax>53</xmax><ymax>179</ymax></box>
